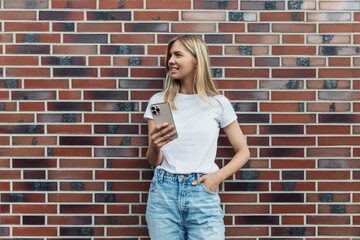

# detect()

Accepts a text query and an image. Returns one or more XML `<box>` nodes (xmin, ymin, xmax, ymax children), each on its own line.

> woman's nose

<box><xmin>168</xmin><ymin>55</ymin><xmax>175</xmax><ymax>64</ymax></box>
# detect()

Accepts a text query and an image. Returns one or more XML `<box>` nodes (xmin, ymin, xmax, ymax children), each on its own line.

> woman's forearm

<box><xmin>146</xmin><ymin>144</ymin><xmax>163</xmax><ymax>167</ymax></box>
<box><xmin>216</xmin><ymin>148</ymin><xmax>250</xmax><ymax>182</ymax></box>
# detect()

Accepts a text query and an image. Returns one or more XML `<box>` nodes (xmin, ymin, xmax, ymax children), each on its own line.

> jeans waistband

<box><xmin>154</xmin><ymin>168</ymin><xmax>203</xmax><ymax>182</ymax></box>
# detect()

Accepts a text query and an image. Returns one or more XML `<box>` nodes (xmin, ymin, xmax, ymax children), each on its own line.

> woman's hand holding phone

<box><xmin>150</xmin><ymin>122</ymin><xmax>177</xmax><ymax>149</ymax></box>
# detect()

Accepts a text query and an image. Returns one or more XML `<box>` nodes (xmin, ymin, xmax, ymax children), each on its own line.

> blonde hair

<box><xmin>163</xmin><ymin>35</ymin><xmax>220</xmax><ymax>109</ymax></box>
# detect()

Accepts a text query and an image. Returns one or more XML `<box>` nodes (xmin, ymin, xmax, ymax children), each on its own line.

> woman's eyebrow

<box><xmin>169</xmin><ymin>50</ymin><xmax>183</xmax><ymax>54</ymax></box>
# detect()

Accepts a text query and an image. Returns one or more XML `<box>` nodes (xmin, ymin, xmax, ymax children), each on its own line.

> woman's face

<box><xmin>167</xmin><ymin>40</ymin><xmax>196</xmax><ymax>82</ymax></box>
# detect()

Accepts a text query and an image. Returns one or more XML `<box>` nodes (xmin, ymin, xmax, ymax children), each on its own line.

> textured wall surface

<box><xmin>0</xmin><ymin>0</ymin><xmax>360</xmax><ymax>239</ymax></box>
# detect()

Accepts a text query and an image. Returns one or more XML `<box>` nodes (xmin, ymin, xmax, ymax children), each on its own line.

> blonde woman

<box><xmin>144</xmin><ymin>35</ymin><xmax>250</xmax><ymax>240</ymax></box>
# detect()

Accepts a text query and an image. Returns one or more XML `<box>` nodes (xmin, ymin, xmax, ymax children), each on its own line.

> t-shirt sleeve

<box><xmin>143</xmin><ymin>93</ymin><xmax>163</xmax><ymax>120</ymax></box>
<box><xmin>218</xmin><ymin>95</ymin><xmax>238</xmax><ymax>128</ymax></box>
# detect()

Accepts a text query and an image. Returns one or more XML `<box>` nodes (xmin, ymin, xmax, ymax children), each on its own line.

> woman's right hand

<box><xmin>150</xmin><ymin>122</ymin><xmax>177</xmax><ymax>150</ymax></box>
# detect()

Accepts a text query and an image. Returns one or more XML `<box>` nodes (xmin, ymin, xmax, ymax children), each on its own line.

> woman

<box><xmin>144</xmin><ymin>35</ymin><xmax>250</xmax><ymax>240</ymax></box>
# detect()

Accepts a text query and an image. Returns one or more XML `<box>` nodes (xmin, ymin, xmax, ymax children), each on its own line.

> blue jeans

<box><xmin>146</xmin><ymin>168</ymin><xmax>225</xmax><ymax>240</ymax></box>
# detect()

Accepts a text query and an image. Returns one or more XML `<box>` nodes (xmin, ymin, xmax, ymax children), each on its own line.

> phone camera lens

<box><xmin>152</xmin><ymin>111</ymin><xmax>157</xmax><ymax>115</ymax></box>
<box><xmin>151</xmin><ymin>107</ymin><xmax>155</xmax><ymax>110</ymax></box>
<box><xmin>156</xmin><ymin>107</ymin><xmax>160</xmax><ymax>112</ymax></box>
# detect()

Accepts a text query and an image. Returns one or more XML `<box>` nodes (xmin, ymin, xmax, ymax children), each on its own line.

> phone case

<box><xmin>150</xmin><ymin>102</ymin><xmax>178</xmax><ymax>140</ymax></box>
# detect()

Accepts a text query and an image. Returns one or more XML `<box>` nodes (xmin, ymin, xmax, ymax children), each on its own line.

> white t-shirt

<box><xmin>144</xmin><ymin>92</ymin><xmax>237</xmax><ymax>174</ymax></box>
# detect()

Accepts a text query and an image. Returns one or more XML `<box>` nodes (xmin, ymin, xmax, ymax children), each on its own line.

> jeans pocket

<box><xmin>149</xmin><ymin>178</ymin><xmax>158</xmax><ymax>192</ymax></box>
<box><xmin>200</xmin><ymin>182</ymin><xmax>218</xmax><ymax>195</ymax></box>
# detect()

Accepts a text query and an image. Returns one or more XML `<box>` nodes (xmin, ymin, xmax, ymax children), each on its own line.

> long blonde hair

<box><xmin>163</xmin><ymin>35</ymin><xmax>220</xmax><ymax>109</ymax></box>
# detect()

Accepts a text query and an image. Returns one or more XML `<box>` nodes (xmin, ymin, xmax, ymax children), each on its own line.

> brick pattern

<box><xmin>0</xmin><ymin>0</ymin><xmax>360</xmax><ymax>238</ymax></box>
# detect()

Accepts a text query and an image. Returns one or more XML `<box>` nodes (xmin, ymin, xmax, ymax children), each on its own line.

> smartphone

<box><xmin>150</xmin><ymin>102</ymin><xmax>178</xmax><ymax>140</ymax></box>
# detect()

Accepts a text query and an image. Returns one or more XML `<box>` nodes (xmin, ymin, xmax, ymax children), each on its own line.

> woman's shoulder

<box><xmin>149</xmin><ymin>91</ymin><xmax>165</xmax><ymax>103</ymax></box>
<box><xmin>212</xmin><ymin>94</ymin><xmax>231</xmax><ymax>103</ymax></box>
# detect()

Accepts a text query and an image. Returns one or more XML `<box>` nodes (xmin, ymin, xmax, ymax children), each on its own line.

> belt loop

<box><xmin>159</xmin><ymin>169</ymin><xmax>165</xmax><ymax>183</ymax></box>
<box><xmin>196</xmin><ymin>173</ymin><xmax>201</xmax><ymax>180</ymax></box>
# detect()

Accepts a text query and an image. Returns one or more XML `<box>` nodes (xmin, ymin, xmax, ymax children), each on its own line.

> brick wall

<box><xmin>0</xmin><ymin>0</ymin><xmax>359</xmax><ymax>238</ymax></box>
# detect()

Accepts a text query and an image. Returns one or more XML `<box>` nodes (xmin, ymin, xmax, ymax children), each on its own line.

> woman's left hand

<box><xmin>192</xmin><ymin>172</ymin><xmax>223</xmax><ymax>193</ymax></box>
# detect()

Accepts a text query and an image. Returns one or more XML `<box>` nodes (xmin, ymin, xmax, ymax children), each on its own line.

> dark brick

<box><xmin>239</xmin><ymin>46</ymin><xmax>252</xmax><ymax>55</ymax></box>
<box><xmin>48</xmin><ymin>102</ymin><xmax>91</xmax><ymax>111</ymax></box>
<box><xmin>128</xmin><ymin>57</ymin><xmax>141</xmax><ymax>66</ymax></box>
<box><xmin>101</xmin><ymin>45</ymin><xmax>144</xmax><ymax>55</ymax></box>
<box><xmin>323</xmin><ymin>79</ymin><xmax>337</xmax><ymax>89</ymax></box>
<box><xmin>39</xmin><ymin>11</ymin><xmax>78</xmax><ymax>20</ymax></box>
<box><xmin>217</xmin><ymin>0</ymin><xmax>228</xmax><ymax>9</ymax></box>
<box><xmin>282</xmin><ymin>182</ymin><xmax>296</xmax><ymax>191</ymax></box>
<box><xmin>62</xmin><ymin>113</ymin><xmax>77</xmax><ymax>123</ymax></box>
<box><xmin>10</xmin><ymin>45</ymin><xmax>50</xmax><ymax>54</ymax></box>
<box><xmin>319</xmin><ymin>114</ymin><xmax>359</xmax><ymax>123</ymax></box>
<box><xmin>236</xmin><ymin>215</ymin><xmax>279</xmax><ymax>225</ymax></box>
<box><xmin>297</xmin><ymin>57</ymin><xmax>310</xmax><ymax>67</ymax></box>
<box><xmin>64</xmin><ymin>34</ymin><xmax>108</xmax><ymax>43</ymax></box>
<box><xmin>231</xmin><ymin>102</ymin><xmax>257</xmax><ymax>112</ymax></box>
<box><xmin>286</xmin><ymin>80</ymin><xmax>299</xmax><ymax>89</ymax></box>
<box><xmin>288</xmin><ymin>0</ymin><xmax>302</xmax><ymax>10</ymax></box>
<box><xmin>53</xmin><ymin>68</ymin><xmax>97</xmax><ymax>77</ymax></box>
<box><xmin>211</xmin><ymin>68</ymin><xmax>223</xmax><ymax>78</ymax></box>
<box><xmin>261</xmin><ymin>125</ymin><xmax>304</xmax><ymax>134</ymax></box>
<box><xmin>229</xmin><ymin>12</ymin><xmax>244</xmax><ymax>21</ymax></box>
<box><xmin>111</xmin><ymin>102</ymin><xmax>139</xmax><ymax>111</ymax></box>
<box><xmin>291</xmin><ymin>12</ymin><xmax>302</xmax><ymax>21</ymax></box>
<box><xmin>331</xmin><ymin>204</ymin><xmax>345</xmax><ymax>214</ymax></box>
<box><xmin>282</xmin><ymin>171</ymin><xmax>304</xmax><ymax>180</ymax></box>
<box><xmin>5</xmin><ymin>79</ymin><xmax>18</xmax><ymax>88</ymax></box>
<box><xmin>205</xmin><ymin>34</ymin><xmax>232</xmax><ymax>44</ymax></box>
<box><xmin>26</xmin><ymin>0</ymin><xmax>38</xmax><ymax>9</ymax></box>
<box><xmin>33</xmin><ymin>182</ymin><xmax>50</xmax><ymax>191</ymax></box>
<box><xmin>13</xmin><ymin>159</ymin><xmax>56</xmax><ymax>168</ymax></box>
<box><xmin>319</xmin><ymin>193</ymin><xmax>333</xmax><ymax>202</ymax></box>
<box><xmin>84</xmin><ymin>91</ymin><xmax>127</xmax><ymax>100</ymax></box>
<box><xmin>260</xmin><ymin>193</ymin><xmax>304</xmax><ymax>203</ymax></box>
<box><xmin>9</xmin><ymin>193</ymin><xmax>25</xmax><ymax>202</ymax></box>
<box><xmin>94</xmin><ymin>148</ymin><xmax>138</xmax><ymax>157</ymax></box>
<box><xmin>237</xmin><ymin>114</ymin><xmax>270</xmax><ymax>123</ymax></box>
<box><xmin>95</xmin><ymin>193</ymin><xmax>116</xmax><ymax>203</ymax></box>
<box><xmin>290</xmin><ymin>227</ymin><xmax>306</xmax><ymax>236</ymax></box>
<box><xmin>70</xmin><ymin>182</ymin><xmax>84</xmax><ymax>191</ymax></box>
<box><xmin>107</xmin><ymin>182</ymin><xmax>112</xmax><ymax>191</ymax></box>
<box><xmin>125</xmin><ymin>23</ymin><xmax>169</xmax><ymax>32</ymax></box>
<box><xmin>107</xmin><ymin>159</ymin><xmax>112</xmax><ymax>168</ymax></box>
<box><xmin>96</xmin><ymin>125</ymin><xmax>138</xmax><ymax>134</ymax></box>
<box><xmin>24</xmin><ymin>34</ymin><xmax>39</xmax><ymax>43</ymax></box>
<box><xmin>298</xmin><ymin>102</ymin><xmax>305</xmax><ymax>112</ymax></box>
<box><xmin>225</xmin><ymin>182</ymin><xmax>265</xmax><ymax>191</ymax></box>
<box><xmin>321</xmin><ymin>46</ymin><xmax>337</xmax><ymax>55</ymax></box>
<box><xmin>41</xmin><ymin>56</ymin><xmax>85</xmax><ymax>66</ymax></box>
<box><xmin>240</xmin><ymin>170</ymin><xmax>259</xmax><ymax>180</ymax></box>
<box><xmin>87</xmin><ymin>11</ymin><xmax>131</xmax><ymax>21</ymax></box>
<box><xmin>265</xmin><ymin>1</ymin><xmax>277</xmax><ymax>10</ymax></box>
<box><xmin>323</xmin><ymin>35</ymin><xmax>333</xmax><ymax>44</ymax></box>
<box><xmin>121</xmin><ymin>137</ymin><xmax>131</xmax><ymax>146</ymax></box>
<box><xmin>12</xmin><ymin>91</ymin><xmax>56</xmax><ymax>100</ymax></box>
<box><xmin>329</xmin><ymin>102</ymin><xmax>335</xmax><ymax>112</ymax></box>
<box><xmin>23</xmin><ymin>216</ymin><xmax>45</xmax><ymax>225</ymax></box>
<box><xmin>60</xmin><ymin>136</ymin><xmax>103</xmax><ymax>146</ymax></box>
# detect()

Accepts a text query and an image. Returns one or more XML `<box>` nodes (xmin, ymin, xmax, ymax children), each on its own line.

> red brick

<box><xmin>0</xmin><ymin>148</ymin><xmax>44</xmax><ymax>157</ymax></box>
<box><xmin>0</xmin><ymin>56</ymin><xmax>37</xmax><ymax>66</ymax></box>
<box><xmin>59</xmin><ymin>91</ymin><xmax>82</xmax><ymax>100</ymax></box>
<box><xmin>307</xmin><ymin>170</ymin><xmax>350</xmax><ymax>180</ymax></box>
<box><xmin>235</xmin><ymin>34</ymin><xmax>279</xmax><ymax>44</ymax></box>
<box><xmin>219</xmin><ymin>23</ymin><xmax>245</xmax><ymax>32</ymax></box>
<box><xmin>282</xmin><ymin>35</ymin><xmax>305</xmax><ymax>44</ymax></box>
<box><xmin>225</xmin><ymin>69</ymin><xmax>269</xmax><ymax>78</ymax></box>
<box><xmin>319</xmin><ymin>68</ymin><xmax>360</xmax><ymax>78</ymax></box>
<box><xmin>261</xmin><ymin>12</ymin><xmax>305</xmax><ymax>21</ymax></box>
<box><xmin>272</xmin><ymin>204</ymin><xmax>316</xmax><ymax>214</ymax></box>
<box><xmin>272</xmin><ymin>69</ymin><xmax>316</xmax><ymax>78</ymax></box>
<box><xmin>99</xmin><ymin>0</ymin><xmax>143</xmax><ymax>9</ymax></box>
<box><xmin>5</xmin><ymin>22</ymin><xmax>49</xmax><ymax>32</ymax></box>
<box><xmin>272</xmin><ymin>159</ymin><xmax>316</xmax><ymax>169</ymax></box>
<box><xmin>0</xmin><ymin>182</ymin><xmax>10</xmax><ymax>191</ymax></box>
<box><xmin>147</xmin><ymin>0</ymin><xmax>190</xmax><ymax>9</ymax></box>
<box><xmin>272</xmin><ymin>46</ymin><xmax>316</xmax><ymax>55</ymax></box>
<box><xmin>13</xmin><ymin>227</ymin><xmax>57</xmax><ymax>236</ymax></box>
<box><xmin>53</xmin><ymin>45</ymin><xmax>97</xmax><ymax>55</ymax></box>
<box><xmin>48</xmin><ymin>193</ymin><xmax>92</xmax><ymax>203</ymax></box>
<box><xmin>0</xmin><ymin>11</ymin><xmax>36</xmax><ymax>20</ymax></box>
<box><xmin>329</xmin><ymin>57</ymin><xmax>351</xmax><ymax>66</ymax></box>
<box><xmin>272</xmin><ymin>114</ymin><xmax>316</xmax><ymax>124</ymax></box>
<box><xmin>308</xmin><ymin>147</ymin><xmax>351</xmax><ymax>157</ymax></box>
<box><xmin>271</xmin><ymin>91</ymin><xmax>315</xmax><ymax>101</ymax></box>
<box><xmin>272</xmin><ymin>137</ymin><xmax>315</xmax><ymax>146</ymax></box>
<box><xmin>12</xmin><ymin>136</ymin><xmax>56</xmax><ymax>145</ymax></box>
<box><xmin>273</xmin><ymin>23</ymin><xmax>316</xmax><ymax>33</ymax></box>
<box><xmin>0</xmin><ymin>34</ymin><xmax>13</xmax><ymax>43</ymax></box>
<box><xmin>13</xmin><ymin>204</ymin><xmax>57</xmax><ymax>214</ymax></box>
<box><xmin>6</xmin><ymin>68</ymin><xmax>50</xmax><ymax>78</ymax></box>
<box><xmin>52</xmin><ymin>0</ymin><xmax>96</xmax><ymax>8</ymax></box>
<box><xmin>282</xmin><ymin>215</ymin><xmax>304</xmax><ymax>225</ymax></box>
<box><xmin>320</xmin><ymin>23</ymin><xmax>360</xmax><ymax>33</ymax></box>
<box><xmin>111</xmin><ymin>34</ymin><xmax>155</xmax><ymax>44</ymax></box>
<box><xmin>78</xmin><ymin>23</ymin><xmax>122</xmax><ymax>32</ymax></box>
